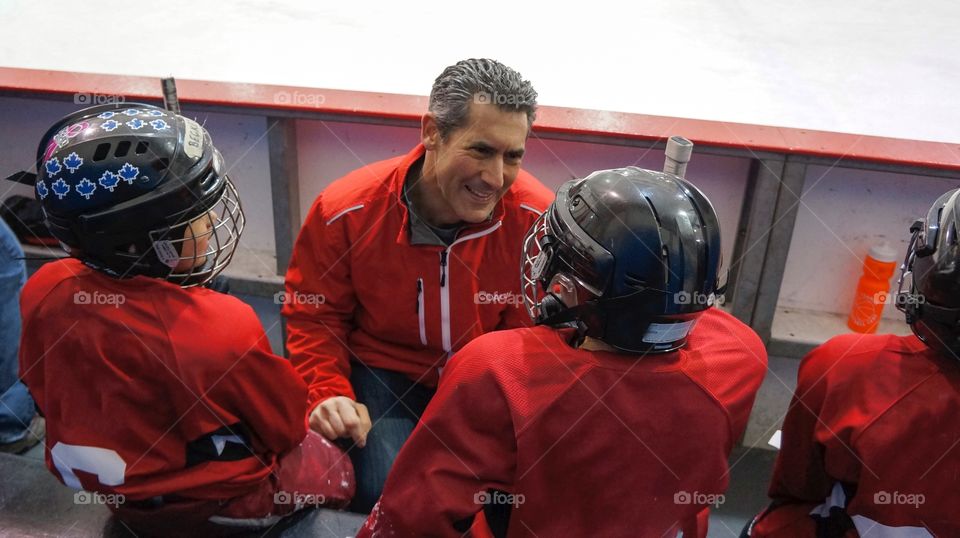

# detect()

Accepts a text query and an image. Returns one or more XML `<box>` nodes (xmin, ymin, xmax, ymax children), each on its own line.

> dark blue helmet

<box><xmin>35</xmin><ymin>103</ymin><xmax>244</xmax><ymax>286</ymax></box>
<box><xmin>521</xmin><ymin>167</ymin><xmax>724</xmax><ymax>353</ymax></box>
<box><xmin>897</xmin><ymin>189</ymin><xmax>960</xmax><ymax>357</ymax></box>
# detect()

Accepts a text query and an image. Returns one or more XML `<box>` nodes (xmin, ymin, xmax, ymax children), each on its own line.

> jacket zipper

<box><xmin>438</xmin><ymin>221</ymin><xmax>503</xmax><ymax>354</ymax></box>
<box><xmin>417</xmin><ymin>277</ymin><xmax>427</xmax><ymax>346</ymax></box>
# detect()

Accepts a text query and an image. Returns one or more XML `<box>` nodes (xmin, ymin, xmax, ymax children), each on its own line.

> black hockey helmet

<box><xmin>33</xmin><ymin>102</ymin><xmax>244</xmax><ymax>286</ymax></box>
<box><xmin>896</xmin><ymin>188</ymin><xmax>960</xmax><ymax>357</ymax></box>
<box><xmin>521</xmin><ymin>166</ymin><xmax>724</xmax><ymax>353</ymax></box>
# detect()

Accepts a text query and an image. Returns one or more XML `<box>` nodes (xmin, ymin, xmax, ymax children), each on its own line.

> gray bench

<box><xmin>0</xmin><ymin>452</ymin><xmax>366</xmax><ymax>537</ymax></box>
<box><xmin>1</xmin><ymin>446</ymin><xmax>776</xmax><ymax>537</ymax></box>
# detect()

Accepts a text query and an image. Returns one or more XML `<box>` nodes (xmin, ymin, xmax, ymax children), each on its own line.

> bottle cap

<box><xmin>868</xmin><ymin>242</ymin><xmax>898</xmax><ymax>263</ymax></box>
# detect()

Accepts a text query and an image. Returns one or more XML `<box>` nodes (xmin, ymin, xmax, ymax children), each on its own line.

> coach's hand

<box><xmin>310</xmin><ymin>396</ymin><xmax>372</xmax><ymax>448</ymax></box>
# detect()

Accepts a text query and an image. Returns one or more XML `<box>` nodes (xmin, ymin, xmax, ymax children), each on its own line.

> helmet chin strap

<box><xmin>534</xmin><ymin>294</ymin><xmax>596</xmax><ymax>348</ymax></box>
<box><xmin>534</xmin><ymin>293</ymin><xmax>570</xmax><ymax>325</ymax></box>
<box><xmin>570</xmin><ymin>321</ymin><xmax>590</xmax><ymax>348</ymax></box>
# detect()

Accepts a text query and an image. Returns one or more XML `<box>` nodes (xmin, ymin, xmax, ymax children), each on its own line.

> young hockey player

<box><xmin>357</xmin><ymin>166</ymin><xmax>768</xmax><ymax>537</ymax></box>
<box><xmin>18</xmin><ymin>103</ymin><xmax>353</xmax><ymax>535</ymax></box>
<box><xmin>746</xmin><ymin>189</ymin><xmax>960</xmax><ymax>537</ymax></box>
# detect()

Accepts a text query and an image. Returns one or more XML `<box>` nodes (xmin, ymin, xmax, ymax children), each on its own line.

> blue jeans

<box><xmin>348</xmin><ymin>363</ymin><xmax>435</xmax><ymax>513</ymax></box>
<box><xmin>0</xmin><ymin>218</ymin><xmax>35</xmax><ymax>444</ymax></box>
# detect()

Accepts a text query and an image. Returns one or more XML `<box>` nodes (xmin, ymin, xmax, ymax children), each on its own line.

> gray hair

<box><xmin>428</xmin><ymin>58</ymin><xmax>538</xmax><ymax>140</ymax></box>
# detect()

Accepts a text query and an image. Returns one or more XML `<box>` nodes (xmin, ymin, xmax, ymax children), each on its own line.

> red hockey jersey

<box><xmin>357</xmin><ymin>308</ymin><xmax>767</xmax><ymax>537</ymax></box>
<box><xmin>751</xmin><ymin>333</ymin><xmax>960</xmax><ymax>537</ymax></box>
<box><xmin>283</xmin><ymin>143</ymin><xmax>553</xmax><ymax>409</ymax></box>
<box><xmin>19</xmin><ymin>259</ymin><xmax>309</xmax><ymax>501</ymax></box>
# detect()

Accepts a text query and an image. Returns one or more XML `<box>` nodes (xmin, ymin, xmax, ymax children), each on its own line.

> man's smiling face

<box><xmin>421</xmin><ymin>101</ymin><xmax>530</xmax><ymax>225</ymax></box>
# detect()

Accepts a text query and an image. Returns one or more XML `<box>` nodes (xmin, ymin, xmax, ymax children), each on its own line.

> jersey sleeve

<box><xmin>208</xmin><ymin>311</ymin><xmax>309</xmax><ymax>456</ymax></box>
<box><xmin>683</xmin><ymin>309</ymin><xmax>768</xmax><ymax>448</ymax></box>
<box><xmin>767</xmin><ymin>343</ymin><xmax>839</xmax><ymax>504</ymax></box>
<box><xmin>283</xmin><ymin>194</ymin><xmax>358</xmax><ymax>408</ymax></box>
<box><xmin>18</xmin><ymin>268</ymin><xmax>62</xmax><ymax>417</ymax></box>
<box><xmin>357</xmin><ymin>337</ymin><xmax>517</xmax><ymax>538</ymax></box>
<box><xmin>18</xmin><ymin>314</ymin><xmax>46</xmax><ymax>416</ymax></box>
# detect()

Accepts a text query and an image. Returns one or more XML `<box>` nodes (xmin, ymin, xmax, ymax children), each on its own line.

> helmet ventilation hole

<box><xmin>93</xmin><ymin>143</ymin><xmax>111</xmax><ymax>161</ymax></box>
<box><xmin>645</xmin><ymin>196</ymin><xmax>661</xmax><ymax>225</ymax></box>
<box><xmin>135</xmin><ymin>141</ymin><xmax>149</xmax><ymax>154</ymax></box>
<box><xmin>114</xmin><ymin>141</ymin><xmax>131</xmax><ymax>158</ymax></box>
<box><xmin>624</xmin><ymin>272</ymin><xmax>647</xmax><ymax>288</ymax></box>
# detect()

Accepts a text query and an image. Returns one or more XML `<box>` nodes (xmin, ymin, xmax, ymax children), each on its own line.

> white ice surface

<box><xmin>1</xmin><ymin>0</ymin><xmax>958</xmax><ymax>143</ymax></box>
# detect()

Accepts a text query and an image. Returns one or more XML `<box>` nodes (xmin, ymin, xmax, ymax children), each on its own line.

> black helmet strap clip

<box><xmin>533</xmin><ymin>296</ymin><xmax>597</xmax><ymax>349</ymax></box>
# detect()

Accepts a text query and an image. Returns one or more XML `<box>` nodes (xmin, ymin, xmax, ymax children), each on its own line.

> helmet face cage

<box><xmin>145</xmin><ymin>177</ymin><xmax>245</xmax><ymax>287</ymax></box>
<box><xmin>521</xmin><ymin>208</ymin><xmax>604</xmax><ymax>323</ymax></box>
<box><xmin>895</xmin><ymin>225</ymin><xmax>922</xmax><ymax>320</ymax></box>
<box><xmin>896</xmin><ymin>192</ymin><xmax>946</xmax><ymax>317</ymax></box>
<box><xmin>521</xmin><ymin>211</ymin><xmax>550</xmax><ymax>321</ymax></box>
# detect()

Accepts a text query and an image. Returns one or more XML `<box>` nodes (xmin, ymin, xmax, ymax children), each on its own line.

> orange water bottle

<box><xmin>847</xmin><ymin>243</ymin><xmax>899</xmax><ymax>333</ymax></box>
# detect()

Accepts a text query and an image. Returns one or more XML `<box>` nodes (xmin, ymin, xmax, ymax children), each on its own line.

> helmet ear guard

<box><xmin>522</xmin><ymin>214</ymin><xmax>599</xmax><ymax>347</ymax></box>
<box><xmin>521</xmin><ymin>208</ymin><xmax>606</xmax><ymax>325</ymax></box>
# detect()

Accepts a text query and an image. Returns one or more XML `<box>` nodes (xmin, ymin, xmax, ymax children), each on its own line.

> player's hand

<box><xmin>310</xmin><ymin>396</ymin><xmax>372</xmax><ymax>448</ymax></box>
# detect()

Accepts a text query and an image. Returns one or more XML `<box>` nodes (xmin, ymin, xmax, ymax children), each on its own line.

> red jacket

<box><xmin>20</xmin><ymin>259</ymin><xmax>308</xmax><ymax>501</ymax></box>
<box><xmin>357</xmin><ymin>308</ymin><xmax>768</xmax><ymax>537</ymax></box>
<box><xmin>750</xmin><ymin>333</ymin><xmax>960</xmax><ymax>537</ymax></box>
<box><xmin>283</xmin><ymin>144</ymin><xmax>553</xmax><ymax>408</ymax></box>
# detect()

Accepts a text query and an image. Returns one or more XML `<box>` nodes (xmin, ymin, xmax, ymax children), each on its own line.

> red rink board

<box><xmin>2</xmin><ymin>67</ymin><xmax>958</xmax><ymax>171</ymax></box>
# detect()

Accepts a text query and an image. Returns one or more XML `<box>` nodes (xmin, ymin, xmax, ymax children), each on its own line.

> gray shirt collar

<box><xmin>403</xmin><ymin>160</ymin><xmax>463</xmax><ymax>247</ymax></box>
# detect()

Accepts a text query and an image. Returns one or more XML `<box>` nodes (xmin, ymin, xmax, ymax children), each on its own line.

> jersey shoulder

<box><xmin>799</xmin><ymin>333</ymin><xmax>910</xmax><ymax>385</ymax></box>
<box><xmin>157</xmin><ymin>286</ymin><xmax>267</xmax><ymax>349</ymax></box>
<box><xmin>451</xmin><ymin>325</ymin><xmax>564</xmax><ymax>372</ymax></box>
<box><xmin>443</xmin><ymin>326</ymin><xmax>586</xmax><ymax>430</ymax></box>
<box><xmin>798</xmin><ymin>333</ymin><xmax>939</xmax><ymax>404</ymax></box>
<box><xmin>686</xmin><ymin>308</ymin><xmax>768</xmax><ymax>375</ymax></box>
<box><xmin>23</xmin><ymin>258</ymin><xmax>84</xmax><ymax>296</ymax></box>
<box><xmin>318</xmin><ymin>152</ymin><xmax>408</xmax><ymax>216</ymax></box>
<box><xmin>681</xmin><ymin>309</ymin><xmax>768</xmax><ymax>427</ymax></box>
